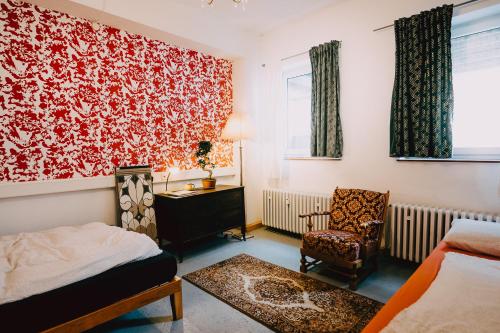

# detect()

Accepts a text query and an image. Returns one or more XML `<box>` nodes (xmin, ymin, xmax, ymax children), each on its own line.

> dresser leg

<box><xmin>241</xmin><ymin>225</ymin><xmax>246</xmax><ymax>241</ymax></box>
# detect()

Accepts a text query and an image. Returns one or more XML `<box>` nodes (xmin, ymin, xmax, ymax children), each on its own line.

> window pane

<box><xmin>286</xmin><ymin>73</ymin><xmax>311</xmax><ymax>155</ymax></box>
<box><xmin>452</xmin><ymin>27</ymin><xmax>500</xmax><ymax>152</ymax></box>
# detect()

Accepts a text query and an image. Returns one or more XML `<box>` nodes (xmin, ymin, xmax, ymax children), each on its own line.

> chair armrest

<box><xmin>359</xmin><ymin>220</ymin><xmax>384</xmax><ymax>226</ymax></box>
<box><xmin>298</xmin><ymin>211</ymin><xmax>330</xmax><ymax>218</ymax></box>
<box><xmin>359</xmin><ymin>220</ymin><xmax>384</xmax><ymax>240</ymax></box>
<box><xmin>299</xmin><ymin>211</ymin><xmax>330</xmax><ymax>232</ymax></box>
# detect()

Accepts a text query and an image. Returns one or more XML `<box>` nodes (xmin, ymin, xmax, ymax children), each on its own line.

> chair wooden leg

<box><xmin>300</xmin><ymin>254</ymin><xmax>307</xmax><ymax>273</ymax></box>
<box><xmin>170</xmin><ymin>289</ymin><xmax>183</xmax><ymax>320</ymax></box>
<box><xmin>349</xmin><ymin>268</ymin><xmax>358</xmax><ymax>290</ymax></box>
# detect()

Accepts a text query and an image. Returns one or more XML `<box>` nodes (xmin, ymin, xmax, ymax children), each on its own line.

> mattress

<box><xmin>362</xmin><ymin>242</ymin><xmax>500</xmax><ymax>332</ymax></box>
<box><xmin>0</xmin><ymin>222</ymin><xmax>162</xmax><ymax>305</ymax></box>
<box><xmin>0</xmin><ymin>250</ymin><xmax>177</xmax><ymax>332</ymax></box>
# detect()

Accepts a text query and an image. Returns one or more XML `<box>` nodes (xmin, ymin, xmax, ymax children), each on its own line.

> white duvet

<box><xmin>383</xmin><ymin>252</ymin><xmax>500</xmax><ymax>333</ymax></box>
<box><xmin>0</xmin><ymin>222</ymin><xmax>161</xmax><ymax>305</ymax></box>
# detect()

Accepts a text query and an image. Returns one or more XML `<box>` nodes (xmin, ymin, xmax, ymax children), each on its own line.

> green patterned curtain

<box><xmin>310</xmin><ymin>41</ymin><xmax>343</xmax><ymax>158</ymax></box>
<box><xmin>390</xmin><ymin>5</ymin><xmax>454</xmax><ymax>158</ymax></box>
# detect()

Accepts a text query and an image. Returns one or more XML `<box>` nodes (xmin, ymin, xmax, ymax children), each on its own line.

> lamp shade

<box><xmin>221</xmin><ymin>111</ymin><xmax>253</xmax><ymax>140</ymax></box>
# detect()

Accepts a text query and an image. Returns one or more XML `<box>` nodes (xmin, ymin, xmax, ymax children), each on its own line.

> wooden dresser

<box><xmin>154</xmin><ymin>185</ymin><xmax>246</xmax><ymax>262</ymax></box>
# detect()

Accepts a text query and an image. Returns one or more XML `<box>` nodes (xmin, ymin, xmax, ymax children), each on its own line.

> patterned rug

<box><xmin>183</xmin><ymin>254</ymin><xmax>383</xmax><ymax>333</ymax></box>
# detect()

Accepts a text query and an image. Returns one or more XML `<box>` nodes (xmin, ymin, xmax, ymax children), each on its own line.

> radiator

<box><xmin>263</xmin><ymin>189</ymin><xmax>332</xmax><ymax>234</ymax></box>
<box><xmin>390</xmin><ymin>203</ymin><xmax>500</xmax><ymax>263</ymax></box>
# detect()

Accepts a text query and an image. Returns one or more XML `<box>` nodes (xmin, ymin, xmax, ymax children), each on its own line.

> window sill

<box><xmin>285</xmin><ymin>156</ymin><xmax>342</xmax><ymax>161</ymax></box>
<box><xmin>395</xmin><ymin>157</ymin><xmax>500</xmax><ymax>163</ymax></box>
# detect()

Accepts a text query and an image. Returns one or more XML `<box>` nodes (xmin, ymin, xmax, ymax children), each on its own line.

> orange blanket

<box><xmin>363</xmin><ymin>242</ymin><xmax>500</xmax><ymax>333</ymax></box>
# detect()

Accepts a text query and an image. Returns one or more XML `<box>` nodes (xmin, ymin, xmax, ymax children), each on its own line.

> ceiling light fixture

<box><xmin>203</xmin><ymin>0</ymin><xmax>248</xmax><ymax>9</ymax></box>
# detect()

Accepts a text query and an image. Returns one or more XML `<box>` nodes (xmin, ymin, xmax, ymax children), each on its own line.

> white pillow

<box><xmin>443</xmin><ymin>219</ymin><xmax>500</xmax><ymax>257</ymax></box>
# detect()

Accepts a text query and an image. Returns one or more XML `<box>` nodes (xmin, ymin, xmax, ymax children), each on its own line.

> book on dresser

<box><xmin>154</xmin><ymin>185</ymin><xmax>246</xmax><ymax>262</ymax></box>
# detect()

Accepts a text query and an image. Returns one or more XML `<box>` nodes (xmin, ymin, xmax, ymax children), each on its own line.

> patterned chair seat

<box><xmin>303</xmin><ymin>229</ymin><xmax>366</xmax><ymax>262</ymax></box>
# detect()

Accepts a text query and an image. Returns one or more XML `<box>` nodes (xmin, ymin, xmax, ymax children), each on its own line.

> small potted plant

<box><xmin>196</xmin><ymin>140</ymin><xmax>216</xmax><ymax>189</ymax></box>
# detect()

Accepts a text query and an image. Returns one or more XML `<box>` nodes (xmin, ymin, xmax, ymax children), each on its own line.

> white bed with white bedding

<box><xmin>382</xmin><ymin>252</ymin><xmax>500</xmax><ymax>332</ymax></box>
<box><xmin>381</xmin><ymin>219</ymin><xmax>500</xmax><ymax>333</ymax></box>
<box><xmin>0</xmin><ymin>222</ymin><xmax>161</xmax><ymax>305</ymax></box>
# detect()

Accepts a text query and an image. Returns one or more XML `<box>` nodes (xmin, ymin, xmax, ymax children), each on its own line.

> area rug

<box><xmin>183</xmin><ymin>254</ymin><xmax>383</xmax><ymax>333</ymax></box>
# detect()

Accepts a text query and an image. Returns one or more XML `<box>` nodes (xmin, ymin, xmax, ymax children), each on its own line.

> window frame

<box><xmin>452</xmin><ymin>147</ymin><xmax>500</xmax><ymax>159</ymax></box>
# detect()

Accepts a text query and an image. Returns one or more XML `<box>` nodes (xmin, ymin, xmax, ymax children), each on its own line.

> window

<box><xmin>285</xmin><ymin>72</ymin><xmax>312</xmax><ymax>157</ymax></box>
<box><xmin>451</xmin><ymin>7</ymin><xmax>500</xmax><ymax>159</ymax></box>
<box><xmin>282</xmin><ymin>54</ymin><xmax>312</xmax><ymax>157</ymax></box>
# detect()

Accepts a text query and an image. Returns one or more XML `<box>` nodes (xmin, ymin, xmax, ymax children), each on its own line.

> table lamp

<box><xmin>164</xmin><ymin>166</ymin><xmax>179</xmax><ymax>192</ymax></box>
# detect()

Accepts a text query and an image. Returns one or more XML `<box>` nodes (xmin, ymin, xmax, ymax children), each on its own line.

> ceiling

<box><xmin>163</xmin><ymin>0</ymin><xmax>341</xmax><ymax>35</ymax></box>
<box><xmin>68</xmin><ymin>0</ymin><xmax>341</xmax><ymax>56</ymax></box>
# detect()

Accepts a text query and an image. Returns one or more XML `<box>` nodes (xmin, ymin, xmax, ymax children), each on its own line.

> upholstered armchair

<box><xmin>299</xmin><ymin>187</ymin><xmax>390</xmax><ymax>290</ymax></box>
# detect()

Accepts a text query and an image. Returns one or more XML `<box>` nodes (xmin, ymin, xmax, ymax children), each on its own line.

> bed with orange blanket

<box><xmin>363</xmin><ymin>241</ymin><xmax>500</xmax><ymax>333</ymax></box>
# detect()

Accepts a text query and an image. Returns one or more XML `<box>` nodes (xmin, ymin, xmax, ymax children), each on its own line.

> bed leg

<box><xmin>170</xmin><ymin>288</ymin><xmax>183</xmax><ymax>320</ymax></box>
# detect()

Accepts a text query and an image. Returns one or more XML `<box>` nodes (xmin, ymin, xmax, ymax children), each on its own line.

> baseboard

<box><xmin>246</xmin><ymin>220</ymin><xmax>263</xmax><ymax>232</ymax></box>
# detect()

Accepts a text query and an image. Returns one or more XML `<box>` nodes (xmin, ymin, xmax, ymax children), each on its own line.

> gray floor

<box><xmin>90</xmin><ymin>228</ymin><xmax>416</xmax><ymax>333</ymax></box>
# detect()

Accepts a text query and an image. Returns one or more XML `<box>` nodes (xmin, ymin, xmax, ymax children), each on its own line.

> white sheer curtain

<box><xmin>259</xmin><ymin>60</ymin><xmax>289</xmax><ymax>189</ymax></box>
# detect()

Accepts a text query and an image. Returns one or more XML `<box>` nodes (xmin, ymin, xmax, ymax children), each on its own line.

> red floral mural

<box><xmin>0</xmin><ymin>0</ymin><xmax>233</xmax><ymax>182</ymax></box>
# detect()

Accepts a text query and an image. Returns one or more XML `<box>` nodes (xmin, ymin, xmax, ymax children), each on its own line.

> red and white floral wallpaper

<box><xmin>0</xmin><ymin>0</ymin><xmax>233</xmax><ymax>182</ymax></box>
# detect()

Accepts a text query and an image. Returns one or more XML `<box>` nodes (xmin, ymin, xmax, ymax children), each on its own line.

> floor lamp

<box><xmin>222</xmin><ymin>111</ymin><xmax>253</xmax><ymax>240</ymax></box>
<box><xmin>221</xmin><ymin>111</ymin><xmax>252</xmax><ymax>186</ymax></box>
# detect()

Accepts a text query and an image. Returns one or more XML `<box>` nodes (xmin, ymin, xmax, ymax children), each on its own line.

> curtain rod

<box><xmin>372</xmin><ymin>0</ymin><xmax>483</xmax><ymax>32</ymax></box>
<box><xmin>280</xmin><ymin>50</ymin><xmax>308</xmax><ymax>62</ymax></box>
<box><xmin>280</xmin><ymin>41</ymin><xmax>342</xmax><ymax>62</ymax></box>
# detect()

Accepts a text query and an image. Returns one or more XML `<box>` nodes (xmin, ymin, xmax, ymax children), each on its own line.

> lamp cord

<box><xmin>239</xmin><ymin>139</ymin><xmax>243</xmax><ymax>186</ymax></box>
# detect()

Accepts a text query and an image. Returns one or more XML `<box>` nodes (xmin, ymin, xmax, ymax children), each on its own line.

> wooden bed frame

<box><xmin>42</xmin><ymin>276</ymin><xmax>183</xmax><ymax>333</ymax></box>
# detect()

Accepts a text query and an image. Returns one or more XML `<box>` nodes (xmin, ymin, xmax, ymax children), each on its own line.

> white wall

<box><xmin>0</xmin><ymin>188</ymin><xmax>115</xmax><ymax>234</ymax></box>
<box><xmin>251</xmin><ymin>0</ymin><xmax>500</xmax><ymax>215</ymax></box>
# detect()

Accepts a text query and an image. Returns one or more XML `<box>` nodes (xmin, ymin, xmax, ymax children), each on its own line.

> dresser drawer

<box><xmin>182</xmin><ymin>216</ymin><xmax>214</xmax><ymax>240</ymax></box>
<box><xmin>216</xmin><ymin>190</ymin><xmax>243</xmax><ymax>211</ymax></box>
<box><xmin>217</xmin><ymin>208</ymin><xmax>244</xmax><ymax>230</ymax></box>
<box><xmin>183</xmin><ymin>195</ymin><xmax>217</xmax><ymax>217</ymax></box>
